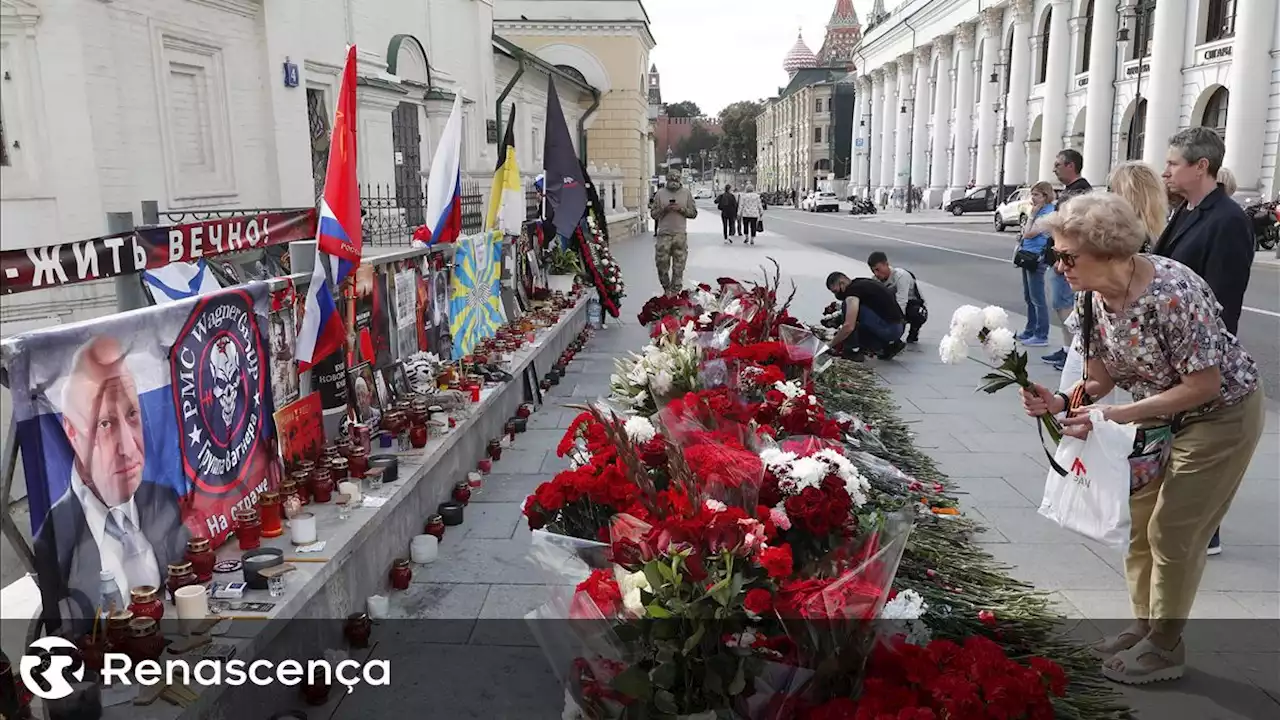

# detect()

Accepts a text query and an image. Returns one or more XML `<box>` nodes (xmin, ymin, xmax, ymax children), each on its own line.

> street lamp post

<box><xmin>1116</xmin><ymin>2</ymin><xmax>1150</xmax><ymax>161</ymax></box>
<box><xmin>901</xmin><ymin>100</ymin><xmax>915</xmax><ymax>213</ymax></box>
<box><xmin>861</xmin><ymin>112</ymin><xmax>873</xmax><ymax>198</ymax></box>
<box><xmin>992</xmin><ymin>51</ymin><xmax>1011</xmax><ymax>207</ymax></box>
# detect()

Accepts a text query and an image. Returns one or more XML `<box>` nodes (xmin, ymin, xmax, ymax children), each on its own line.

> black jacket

<box><xmin>715</xmin><ymin>192</ymin><xmax>738</xmax><ymax>216</ymax></box>
<box><xmin>1153</xmin><ymin>185</ymin><xmax>1253</xmax><ymax>335</ymax></box>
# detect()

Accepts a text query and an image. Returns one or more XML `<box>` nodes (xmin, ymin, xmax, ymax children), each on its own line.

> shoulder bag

<box><xmin>904</xmin><ymin>270</ymin><xmax>928</xmax><ymax>325</ymax></box>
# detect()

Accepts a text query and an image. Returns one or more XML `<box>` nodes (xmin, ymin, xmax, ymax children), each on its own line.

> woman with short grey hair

<box><xmin>1020</xmin><ymin>192</ymin><xmax>1264</xmax><ymax>685</ymax></box>
<box><xmin>737</xmin><ymin>184</ymin><xmax>763</xmax><ymax>246</ymax></box>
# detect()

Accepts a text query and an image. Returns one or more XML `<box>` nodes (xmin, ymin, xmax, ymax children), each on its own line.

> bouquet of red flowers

<box><xmin>637</xmin><ymin>291</ymin><xmax>698</xmax><ymax>327</ymax></box>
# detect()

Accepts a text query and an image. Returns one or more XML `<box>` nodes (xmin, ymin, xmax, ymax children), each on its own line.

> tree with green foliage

<box><xmin>663</xmin><ymin>100</ymin><xmax>702</xmax><ymax>118</ymax></box>
<box><xmin>716</xmin><ymin>100</ymin><xmax>762</xmax><ymax>171</ymax></box>
<box><xmin>675</xmin><ymin>122</ymin><xmax>720</xmax><ymax>163</ymax></box>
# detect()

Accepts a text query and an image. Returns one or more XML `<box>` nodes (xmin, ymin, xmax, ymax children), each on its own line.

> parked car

<box><xmin>694</xmin><ymin>187</ymin><xmax>713</xmax><ymax>200</ymax></box>
<box><xmin>806</xmin><ymin>191</ymin><xmax>841</xmax><ymax>213</ymax></box>
<box><xmin>944</xmin><ymin>184</ymin><xmax>1022</xmax><ymax>215</ymax></box>
<box><xmin>993</xmin><ymin>187</ymin><xmax>1032</xmax><ymax>232</ymax></box>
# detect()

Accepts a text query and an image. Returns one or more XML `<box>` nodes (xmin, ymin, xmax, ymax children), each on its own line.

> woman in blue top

<box><xmin>1017</xmin><ymin>181</ymin><xmax>1057</xmax><ymax>345</ymax></box>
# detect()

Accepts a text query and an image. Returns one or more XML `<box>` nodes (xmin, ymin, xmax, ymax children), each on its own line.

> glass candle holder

<box><xmin>184</xmin><ymin>537</ymin><xmax>215</xmax><ymax>582</ymax></box>
<box><xmin>128</xmin><ymin>617</ymin><xmax>164</xmax><ymax>662</ymax></box>
<box><xmin>338</xmin><ymin>501</ymin><xmax>352</xmax><ymax>521</ymax></box>
<box><xmin>235</xmin><ymin>508</ymin><xmax>262</xmax><ymax>550</ymax></box>
<box><xmin>477</xmin><ymin>459</ymin><xmax>492</xmax><ymax>474</ymax></box>
<box><xmin>424</xmin><ymin>514</ymin><xmax>446</xmax><ymax>540</ymax></box>
<box><xmin>259</xmin><ymin>491</ymin><xmax>284</xmax><ymax>537</ymax></box>
<box><xmin>127</xmin><ymin>586</ymin><xmax>163</xmax><ymax>621</ymax></box>
<box><xmin>389</xmin><ymin>559</ymin><xmax>412</xmax><ymax>590</ymax></box>
<box><xmin>452</xmin><ymin>481</ymin><xmax>472</xmax><ymax>505</ymax></box>
<box><xmin>268</xmin><ymin>574</ymin><xmax>286</xmax><ymax>598</ymax></box>
<box><xmin>310</xmin><ymin>468</ymin><xmax>334</xmax><ymax>504</ymax></box>
<box><xmin>165</xmin><ymin>562</ymin><xmax>199</xmax><ymax>603</ymax></box>
<box><xmin>349</xmin><ymin>447</ymin><xmax>370</xmax><ymax>479</ymax></box>
<box><xmin>367</xmin><ymin>466</ymin><xmax>384</xmax><ymax>491</ymax></box>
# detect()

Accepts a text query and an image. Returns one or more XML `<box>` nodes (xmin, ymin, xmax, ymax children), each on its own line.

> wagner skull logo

<box><xmin>210</xmin><ymin>337</ymin><xmax>241</xmax><ymax>430</ymax></box>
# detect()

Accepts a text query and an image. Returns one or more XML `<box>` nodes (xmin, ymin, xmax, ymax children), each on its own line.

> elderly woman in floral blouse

<box><xmin>1018</xmin><ymin>192</ymin><xmax>1264</xmax><ymax>685</ymax></box>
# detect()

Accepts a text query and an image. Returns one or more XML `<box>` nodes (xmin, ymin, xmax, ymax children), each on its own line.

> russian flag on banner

<box><xmin>297</xmin><ymin>45</ymin><xmax>361</xmax><ymax>371</ymax></box>
<box><xmin>418</xmin><ymin>94</ymin><xmax>464</xmax><ymax>247</ymax></box>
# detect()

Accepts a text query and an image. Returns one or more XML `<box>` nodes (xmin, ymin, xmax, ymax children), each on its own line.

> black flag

<box><xmin>543</xmin><ymin>75</ymin><xmax>587</xmax><ymax>238</ymax></box>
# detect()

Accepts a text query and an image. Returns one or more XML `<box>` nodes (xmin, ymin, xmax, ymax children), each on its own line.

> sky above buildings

<box><xmin>645</xmin><ymin>0</ymin><xmax>880</xmax><ymax>115</ymax></box>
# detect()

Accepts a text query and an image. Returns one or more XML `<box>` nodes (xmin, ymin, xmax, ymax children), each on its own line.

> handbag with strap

<box><xmin>1013</xmin><ymin>249</ymin><xmax>1041</xmax><ymax>270</ymax></box>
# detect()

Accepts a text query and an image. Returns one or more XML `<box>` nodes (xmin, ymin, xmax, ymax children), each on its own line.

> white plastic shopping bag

<box><xmin>1039</xmin><ymin>410</ymin><xmax>1136</xmax><ymax>547</ymax></box>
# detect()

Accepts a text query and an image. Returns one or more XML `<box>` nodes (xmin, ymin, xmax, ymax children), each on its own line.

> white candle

<box><xmin>290</xmin><ymin>512</ymin><xmax>317</xmax><ymax>545</ymax></box>
<box><xmin>174</xmin><ymin>585</ymin><xmax>208</xmax><ymax>633</ymax></box>
<box><xmin>409</xmin><ymin>534</ymin><xmax>438</xmax><ymax>564</ymax></box>
<box><xmin>338</xmin><ymin>481</ymin><xmax>361</xmax><ymax>505</ymax></box>
<box><xmin>367</xmin><ymin>594</ymin><xmax>389</xmax><ymax>619</ymax></box>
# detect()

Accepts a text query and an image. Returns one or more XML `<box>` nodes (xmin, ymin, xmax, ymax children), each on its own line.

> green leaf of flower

<box><xmin>611</xmin><ymin>666</ymin><xmax>652</xmax><ymax>700</ymax></box>
<box><xmin>683</xmin><ymin>623</ymin><xmax>706</xmax><ymax>654</ymax></box>
<box><xmin>650</xmin><ymin>661</ymin><xmax>678</xmax><ymax>690</ymax></box>
<box><xmin>645</xmin><ymin>603</ymin><xmax>673</xmax><ymax>618</ymax></box>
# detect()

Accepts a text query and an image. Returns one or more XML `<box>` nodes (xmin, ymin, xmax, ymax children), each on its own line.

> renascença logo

<box><xmin>19</xmin><ymin>639</ymin><xmax>390</xmax><ymax>699</ymax></box>
<box><xmin>19</xmin><ymin>637</ymin><xmax>85</xmax><ymax>700</ymax></box>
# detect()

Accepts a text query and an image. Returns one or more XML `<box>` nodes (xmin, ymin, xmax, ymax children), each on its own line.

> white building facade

<box><xmin>0</xmin><ymin>0</ymin><xmax>644</xmax><ymax>329</ymax></box>
<box><xmin>850</xmin><ymin>0</ymin><xmax>1279</xmax><ymax>207</ymax></box>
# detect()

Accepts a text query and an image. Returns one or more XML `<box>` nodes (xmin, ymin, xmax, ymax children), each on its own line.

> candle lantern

<box><xmin>184</xmin><ymin>538</ymin><xmax>216</xmax><ymax>582</ymax></box>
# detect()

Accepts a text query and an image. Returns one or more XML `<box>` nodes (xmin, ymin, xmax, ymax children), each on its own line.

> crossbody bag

<box><xmin>1059</xmin><ymin>292</ymin><xmax>1181</xmax><ymax>493</ymax></box>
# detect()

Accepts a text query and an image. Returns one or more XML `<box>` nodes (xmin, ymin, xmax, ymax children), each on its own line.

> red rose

<box><xmin>978</xmin><ymin>609</ymin><xmax>997</xmax><ymax>627</ymax></box>
<box><xmin>758</xmin><ymin>544</ymin><xmax>793</xmax><ymax>579</ymax></box>
<box><xmin>742</xmin><ymin>588</ymin><xmax>773</xmax><ymax>616</ymax></box>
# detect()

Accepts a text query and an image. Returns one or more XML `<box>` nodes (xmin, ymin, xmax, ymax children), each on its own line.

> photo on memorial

<box><xmin>381</xmin><ymin>362</ymin><xmax>411</xmax><ymax>403</ymax></box>
<box><xmin>393</xmin><ymin>262</ymin><xmax>419</xmax><ymax>360</ymax></box>
<box><xmin>3</xmin><ymin>285</ymin><xmax>279</xmax><ymax>633</ymax></box>
<box><xmin>371</xmin><ymin>266</ymin><xmax>394</xmax><ymax>368</ymax></box>
<box><xmin>273</xmin><ymin>393</ymin><xmax>324</xmax><ymax>470</ymax></box>
<box><xmin>268</xmin><ymin>289</ymin><xmax>300</xmax><ymax>406</ymax></box>
<box><xmin>348</xmin><ymin>361</ymin><xmax>383</xmax><ymax>427</ymax></box>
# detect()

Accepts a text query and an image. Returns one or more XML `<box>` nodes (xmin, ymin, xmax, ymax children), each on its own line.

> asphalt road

<box><xmin>764</xmin><ymin>208</ymin><xmax>1280</xmax><ymax>400</ymax></box>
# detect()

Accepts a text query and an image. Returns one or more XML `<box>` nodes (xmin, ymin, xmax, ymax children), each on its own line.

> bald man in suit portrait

<box><xmin>34</xmin><ymin>335</ymin><xmax>188</xmax><ymax>633</ymax></box>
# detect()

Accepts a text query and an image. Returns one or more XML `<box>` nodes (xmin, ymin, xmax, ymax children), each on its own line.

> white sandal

<box><xmin>1088</xmin><ymin>629</ymin><xmax>1145</xmax><ymax>660</ymax></box>
<box><xmin>1101</xmin><ymin>638</ymin><xmax>1185</xmax><ymax>685</ymax></box>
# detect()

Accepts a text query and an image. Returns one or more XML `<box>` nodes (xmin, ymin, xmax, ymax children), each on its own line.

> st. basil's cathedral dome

<box><xmin>782</xmin><ymin>32</ymin><xmax>818</xmax><ymax>77</ymax></box>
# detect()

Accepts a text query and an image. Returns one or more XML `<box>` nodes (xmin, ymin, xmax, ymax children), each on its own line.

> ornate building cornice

<box><xmin>1012</xmin><ymin>0</ymin><xmax>1035</xmax><ymax>25</ymax></box>
<box><xmin>933</xmin><ymin>35</ymin><xmax>953</xmax><ymax>57</ymax></box>
<box><xmin>980</xmin><ymin>6</ymin><xmax>1004</xmax><ymax>38</ymax></box>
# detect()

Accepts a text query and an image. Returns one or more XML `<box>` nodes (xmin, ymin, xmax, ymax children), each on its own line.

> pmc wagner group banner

<box><xmin>2</xmin><ymin>284</ymin><xmax>278</xmax><ymax>633</ymax></box>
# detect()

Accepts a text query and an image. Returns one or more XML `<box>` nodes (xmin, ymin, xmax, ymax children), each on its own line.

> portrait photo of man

<box><xmin>33</xmin><ymin>335</ymin><xmax>189</xmax><ymax>632</ymax></box>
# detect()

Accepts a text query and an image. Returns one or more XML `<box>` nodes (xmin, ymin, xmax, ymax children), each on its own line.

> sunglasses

<box><xmin>1048</xmin><ymin>249</ymin><xmax>1080</xmax><ymax>268</ymax></box>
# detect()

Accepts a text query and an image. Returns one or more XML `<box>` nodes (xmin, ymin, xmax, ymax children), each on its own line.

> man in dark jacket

<box><xmin>715</xmin><ymin>184</ymin><xmax>739</xmax><ymax>242</ymax></box>
<box><xmin>1154</xmin><ymin>126</ymin><xmax>1254</xmax><ymax>557</ymax></box>
<box><xmin>825</xmin><ymin>272</ymin><xmax>906</xmax><ymax>361</ymax></box>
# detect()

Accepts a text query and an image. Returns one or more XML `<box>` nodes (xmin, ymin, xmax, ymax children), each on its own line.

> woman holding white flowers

<box><xmin>1018</xmin><ymin>192</ymin><xmax>1264</xmax><ymax>686</ymax></box>
<box><xmin>1014</xmin><ymin>182</ymin><xmax>1056</xmax><ymax>347</ymax></box>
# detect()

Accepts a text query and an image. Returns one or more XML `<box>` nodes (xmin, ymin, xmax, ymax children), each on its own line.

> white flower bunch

<box><xmin>692</xmin><ymin>288</ymin><xmax>716</xmax><ymax>311</ymax></box>
<box><xmin>618</xmin><ymin>569</ymin><xmax>651</xmax><ymax>615</ymax></box>
<box><xmin>939</xmin><ymin>304</ymin><xmax>1016</xmax><ymax>365</ymax></box>
<box><xmin>610</xmin><ymin>331</ymin><xmax>702</xmax><ymax>411</ymax></box>
<box><xmin>759</xmin><ymin>447</ymin><xmax>870</xmax><ymax>508</ymax></box>
<box><xmin>624</xmin><ymin>416</ymin><xmax>656</xmax><ymax>444</ymax></box>
<box><xmin>880</xmin><ymin>589</ymin><xmax>932</xmax><ymax>646</ymax></box>
<box><xmin>774</xmin><ymin>380</ymin><xmax>806</xmax><ymax>400</ymax></box>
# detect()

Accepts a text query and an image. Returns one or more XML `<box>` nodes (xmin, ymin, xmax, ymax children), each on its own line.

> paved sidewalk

<box><xmin>367</xmin><ymin>213</ymin><xmax>1276</xmax><ymax>718</ymax></box>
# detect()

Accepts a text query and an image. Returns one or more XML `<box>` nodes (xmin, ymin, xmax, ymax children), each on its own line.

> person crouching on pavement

<box><xmin>868</xmin><ymin>251</ymin><xmax>927</xmax><ymax>343</ymax></box>
<box><xmin>1019</xmin><ymin>192</ymin><xmax>1264</xmax><ymax>686</ymax></box>
<box><xmin>650</xmin><ymin>169</ymin><xmax>697</xmax><ymax>296</ymax></box>
<box><xmin>825</xmin><ymin>272</ymin><xmax>907</xmax><ymax>361</ymax></box>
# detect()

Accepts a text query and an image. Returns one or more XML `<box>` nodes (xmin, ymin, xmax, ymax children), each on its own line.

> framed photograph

<box><xmin>348</xmin><ymin>362</ymin><xmax>383</xmax><ymax>427</ymax></box>
<box><xmin>381</xmin><ymin>362</ymin><xmax>411</xmax><ymax>403</ymax></box>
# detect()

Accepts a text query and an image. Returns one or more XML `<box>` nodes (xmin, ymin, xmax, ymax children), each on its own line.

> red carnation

<box><xmin>742</xmin><ymin>588</ymin><xmax>773</xmax><ymax>616</ymax></box>
<box><xmin>574</xmin><ymin>569</ymin><xmax>622</xmax><ymax>617</ymax></box>
<box><xmin>758</xmin><ymin>544</ymin><xmax>793</xmax><ymax>579</ymax></box>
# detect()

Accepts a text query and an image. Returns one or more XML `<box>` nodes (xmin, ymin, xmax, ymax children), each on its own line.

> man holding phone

<box><xmin>649</xmin><ymin>169</ymin><xmax>697</xmax><ymax>295</ymax></box>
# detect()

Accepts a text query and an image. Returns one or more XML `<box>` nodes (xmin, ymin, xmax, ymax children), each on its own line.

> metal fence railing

<box><xmin>361</xmin><ymin>181</ymin><xmax>486</xmax><ymax>247</ymax></box>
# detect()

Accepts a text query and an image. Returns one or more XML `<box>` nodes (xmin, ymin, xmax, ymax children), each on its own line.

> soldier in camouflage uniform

<box><xmin>649</xmin><ymin>169</ymin><xmax>697</xmax><ymax>295</ymax></box>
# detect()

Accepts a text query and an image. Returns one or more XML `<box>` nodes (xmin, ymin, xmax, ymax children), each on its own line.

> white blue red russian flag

<box><xmin>418</xmin><ymin>94</ymin><xmax>464</xmax><ymax>247</ymax></box>
<box><xmin>297</xmin><ymin>45</ymin><xmax>362</xmax><ymax>371</ymax></box>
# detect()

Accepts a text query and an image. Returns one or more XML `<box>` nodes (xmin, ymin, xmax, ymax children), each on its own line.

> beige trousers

<box><xmin>1126</xmin><ymin>390</ymin><xmax>1266</xmax><ymax>635</ymax></box>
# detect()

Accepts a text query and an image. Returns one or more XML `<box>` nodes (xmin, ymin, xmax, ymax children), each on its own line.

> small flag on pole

<box><xmin>485</xmin><ymin>105</ymin><xmax>524</xmax><ymax>236</ymax></box>
<box><xmin>296</xmin><ymin>45</ymin><xmax>361</xmax><ymax>371</ymax></box>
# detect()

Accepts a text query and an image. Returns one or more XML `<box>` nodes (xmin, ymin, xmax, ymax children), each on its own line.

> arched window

<box><xmin>1038</xmin><ymin>8</ymin><xmax>1052</xmax><ymax>84</ymax></box>
<box><xmin>555</xmin><ymin>64</ymin><xmax>589</xmax><ymax>86</ymax></box>
<box><xmin>1206</xmin><ymin>0</ymin><xmax>1236</xmax><ymax>42</ymax></box>
<box><xmin>1126</xmin><ymin>99</ymin><xmax>1148</xmax><ymax>160</ymax></box>
<box><xmin>1201</xmin><ymin>87</ymin><xmax>1229</xmax><ymax>137</ymax></box>
<box><xmin>1081</xmin><ymin>0</ymin><xmax>1095</xmax><ymax>73</ymax></box>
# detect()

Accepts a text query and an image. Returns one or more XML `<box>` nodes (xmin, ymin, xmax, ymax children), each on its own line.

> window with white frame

<box><xmin>154</xmin><ymin>30</ymin><xmax>235</xmax><ymax>202</ymax></box>
<box><xmin>1205</xmin><ymin>0</ymin><xmax>1235</xmax><ymax>43</ymax></box>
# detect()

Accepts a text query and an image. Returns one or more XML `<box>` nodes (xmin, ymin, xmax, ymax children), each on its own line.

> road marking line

<box><xmin>774</xmin><ymin>216</ymin><xmax>1280</xmax><ymax>319</ymax></box>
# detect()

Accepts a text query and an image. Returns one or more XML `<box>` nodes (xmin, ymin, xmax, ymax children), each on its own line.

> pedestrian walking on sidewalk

<box><xmin>868</xmin><ymin>251</ymin><xmax>927</xmax><ymax>343</ymax></box>
<box><xmin>1041</xmin><ymin>149</ymin><xmax>1093</xmax><ymax>371</ymax></box>
<box><xmin>1015</xmin><ymin>182</ymin><xmax>1056</xmax><ymax>346</ymax></box>
<box><xmin>1021</xmin><ymin>192</ymin><xmax>1265</xmax><ymax>687</ymax></box>
<box><xmin>715</xmin><ymin>184</ymin><xmax>739</xmax><ymax>243</ymax></box>
<box><xmin>738</xmin><ymin>184</ymin><xmax>764</xmax><ymax>245</ymax></box>
<box><xmin>1153</xmin><ymin>128</ymin><xmax>1255</xmax><ymax>557</ymax></box>
<box><xmin>650</xmin><ymin>169</ymin><xmax>697</xmax><ymax>295</ymax></box>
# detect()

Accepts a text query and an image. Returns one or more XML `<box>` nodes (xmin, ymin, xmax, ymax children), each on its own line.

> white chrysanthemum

<box><xmin>619</xmin><ymin>570</ymin><xmax>651</xmax><ymax>615</ymax></box>
<box><xmin>704</xmin><ymin>499</ymin><xmax>727</xmax><ymax>513</ymax></box>
<box><xmin>624</xmin><ymin>416</ymin><xmax>656</xmax><ymax>444</ymax></box>
<box><xmin>938</xmin><ymin>334</ymin><xmax>969</xmax><ymax>364</ymax></box>
<box><xmin>698</xmin><ymin>312</ymin><xmax>712</xmax><ymax>325</ymax></box>
<box><xmin>788</xmin><ymin>456</ymin><xmax>828</xmax><ymax>491</ymax></box>
<box><xmin>983</xmin><ymin>326</ymin><xmax>1017</xmax><ymax>361</ymax></box>
<box><xmin>950</xmin><ymin>305</ymin><xmax>985</xmax><ymax>338</ymax></box>
<box><xmin>981</xmin><ymin>305</ymin><xmax>1010</xmax><ymax>331</ymax></box>
<box><xmin>631</xmin><ymin>391</ymin><xmax>648</xmax><ymax>408</ymax></box>
<box><xmin>759</xmin><ymin>448</ymin><xmax>797</xmax><ymax>470</ymax></box>
<box><xmin>651</xmin><ymin>369</ymin><xmax>673</xmax><ymax>395</ymax></box>
<box><xmin>774</xmin><ymin>380</ymin><xmax>806</xmax><ymax>400</ymax></box>
<box><xmin>881</xmin><ymin>589</ymin><xmax>928</xmax><ymax>621</ymax></box>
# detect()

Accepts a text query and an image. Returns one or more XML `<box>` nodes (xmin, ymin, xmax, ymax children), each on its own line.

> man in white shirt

<box><xmin>34</xmin><ymin>335</ymin><xmax>188</xmax><ymax>633</ymax></box>
<box><xmin>868</xmin><ymin>251</ymin><xmax>928</xmax><ymax>343</ymax></box>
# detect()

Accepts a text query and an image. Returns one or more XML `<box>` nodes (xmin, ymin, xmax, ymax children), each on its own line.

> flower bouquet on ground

<box><xmin>610</xmin><ymin>319</ymin><xmax>705</xmax><ymax>415</ymax></box>
<box><xmin>939</xmin><ymin>305</ymin><xmax>1063</xmax><ymax>444</ymax></box>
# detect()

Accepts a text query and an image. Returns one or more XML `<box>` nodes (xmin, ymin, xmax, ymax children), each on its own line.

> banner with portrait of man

<box><xmin>1</xmin><ymin>283</ymin><xmax>279</xmax><ymax>634</ymax></box>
